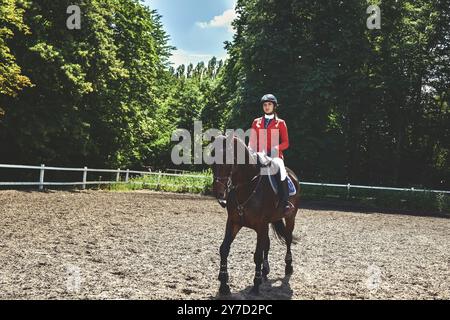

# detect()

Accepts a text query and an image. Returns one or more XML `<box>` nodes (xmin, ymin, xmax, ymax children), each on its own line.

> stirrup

<box><xmin>283</xmin><ymin>201</ymin><xmax>295</xmax><ymax>217</ymax></box>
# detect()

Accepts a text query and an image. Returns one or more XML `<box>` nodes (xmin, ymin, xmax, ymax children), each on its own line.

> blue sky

<box><xmin>143</xmin><ymin>0</ymin><xmax>237</xmax><ymax>67</ymax></box>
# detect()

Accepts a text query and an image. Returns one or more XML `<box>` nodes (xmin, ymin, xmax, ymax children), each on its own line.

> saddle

<box><xmin>255</xmin><ymin>152</ymin><xmax>297</xmax><ymax>196</ymax></box>
<box><xmin>269</xmin><ymin>175</ymin><xmax>297</xmax><ymax>196</ymax></box>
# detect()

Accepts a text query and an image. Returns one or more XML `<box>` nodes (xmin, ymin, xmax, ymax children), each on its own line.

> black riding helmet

<box><xmin>261</xmin><ymin>94</ymin><xmax>278</xmax><ymax>106</ymax></box>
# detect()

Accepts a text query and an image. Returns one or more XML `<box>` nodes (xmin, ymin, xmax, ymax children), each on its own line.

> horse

<box><xmin>211</xmin><ymin>134</ymin><xmax>301</xmax><ymax>296</ymax></box>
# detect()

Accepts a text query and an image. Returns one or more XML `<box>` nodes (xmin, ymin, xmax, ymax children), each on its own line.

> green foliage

<box><xmin>301</xmin><ymin>184</ymin><xmax>450</xmax><ymax>214</ymax></box>
<box><xmin>0</xmin><ymin>0</ymin><xmax>448</xmax><ymax>199</ymax></box>
<box><xmin>216</xmin><ymin>0</ymin><xmax>450</xmax><ymax>190</ymax></box>
<box><xmin>0</xmin><ymin>0</ymin><xmax>173</xmax><ymax>169</ymax></box>
<box><xmin>0</xmin><ymin>0</ymin><xmax>32</xmax><ymax>105</ymax></box>
<box><xmin>108</xmin><ymin>170</ymin><xmax>449</xmax><ymax>213</ymax></box>
<box><xmin>109</xmin><ymin>171</ymin><xmax>212</xmax><ymax>194</ymax></box>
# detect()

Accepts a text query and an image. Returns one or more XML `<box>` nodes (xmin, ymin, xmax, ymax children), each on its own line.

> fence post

<box><xmin>347</xmin><ymin>183</ymin><xmax>351</xmax><ymax>199</ymax></box>
<box><xmin>157</xmin><ymin>170</ymin><xmax>161</xmax><ymax>189</ymax></box>
<box><xmin>142</xmin><ymin>173</ymin><xmax>146</xmax><ymax>189</ymax></box>
<box><xmin>39</xmin><ymin>164</ymin><xmax>45</xmax><ymax>190</ymax></box>
<box><xmin>82</xmin><ymin>166</ymin><xmax>87</xmax><ymax>190</ymax></box>
<box><xmin>125</xmin><ymin>169</ymin><xmax>129</xmax><ymax>183</ymax></box>
<box><xmin>116</xmin><ymin>169</ymin><xmax>121</xmax><ymax>182</ymax></box>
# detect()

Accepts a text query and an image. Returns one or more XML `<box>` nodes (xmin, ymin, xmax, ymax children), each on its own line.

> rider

<box><xmin>248</xmin><ymin>94</ymin><xmax>294</xmax><ymax>216</ymax></box>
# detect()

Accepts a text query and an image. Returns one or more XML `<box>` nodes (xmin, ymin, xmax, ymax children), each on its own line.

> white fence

<box><xmin>0</xmin><ymin>163</ymin><xmax>449</xmax><ymax>194</ymax></box>
<box><xmin>0</xmin><ymin>164</ymin><xmax>209</xmax><ymax>190</ymax></box>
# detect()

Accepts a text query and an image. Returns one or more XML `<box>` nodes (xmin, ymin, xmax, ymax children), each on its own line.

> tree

<box><xmin>218</xmin><ymin>0</ymin><xmax>449</xmax><ymax>188</ymax></box>
<box><xmin>0</xmin><ymin>0</ymin><xmax>32</xmax><ymax>111</ymax></box>
<box><xmin>0</xmin><ymin>0</ymin><xmax>173</xmax><ymax>169</ymax></box>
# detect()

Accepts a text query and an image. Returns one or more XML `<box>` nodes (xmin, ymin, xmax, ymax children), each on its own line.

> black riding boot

<box><xmin>277</xmin><ymin>177</ymin><xmax>294</xmax><ymax>216</ymax></box>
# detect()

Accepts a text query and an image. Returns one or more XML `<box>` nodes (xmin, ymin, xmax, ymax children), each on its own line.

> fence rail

<box><xmin>0</xmin><ymin>163</ymin><xmax>449</xmax><ymax>194</ymax></box>
<box><xmin>299</xmin><ymin>182</ymin><xmax>450</xmax><ymax>194</ymax></box>
<box><xmin>0</xmin><ymin>164</ymin><xmax>209</xmax><ymax>190</ymax></box>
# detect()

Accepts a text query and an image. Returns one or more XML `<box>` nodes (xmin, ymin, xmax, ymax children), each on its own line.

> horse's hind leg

<box><xmin>218</xmin><ymin>219</ymin><xmax>241</xmax><ymax>296</ymax></box>
<box><xmin>250</xmin><ymin>225</ymin><xmax>269</xmax><ymax>295</ymax></box>
<box><xmin>284</xmin><ymin>217</ymin><xmax>295</xmax><ymax>275</ymax></box>
<box><xmin>262</xmin><ymin>234</ymin><xmax>270</xmax><ymax>281</ymax></box>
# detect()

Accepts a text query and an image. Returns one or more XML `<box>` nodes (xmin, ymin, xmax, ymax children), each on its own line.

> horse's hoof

<box><xmin>249</xmin><ymin>287</ymin><xmax>260</xmax><ymax>296</ymax></box>
<box><xmin>219</xmin><ymin>284</ymin><xmax>231</xmax><ymax>296</ymax></box>
<box><xmin>285</xmin><ymin>265</ymin><xmax>293</xmax><ymax>275</ymax></box>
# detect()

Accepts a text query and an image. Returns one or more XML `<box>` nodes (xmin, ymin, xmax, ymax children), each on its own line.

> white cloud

<box><xmin>196</xmin><ymin>8</ymin><xmax>237</xmax><ymax>33</ymax></box>
<box><xmin>169</xmin><ymin>49</ymin><xmax>228</xmax><ymax>67</ymax></box>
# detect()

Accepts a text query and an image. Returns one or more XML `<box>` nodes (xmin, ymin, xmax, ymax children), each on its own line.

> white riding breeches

<box><xmin>255</xmin><ymin>152</ymin><xmax>288</xmax><ymax>181</ymax></box>
<box><xmin>271</xmin><ymin>157</ymin><xmax>287</xmax><ymax>181</ymax></box>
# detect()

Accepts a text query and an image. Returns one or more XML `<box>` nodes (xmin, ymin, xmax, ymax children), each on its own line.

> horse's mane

<box><xmin>221</xmin><ymin>134</ymin><xmax>257</xmax><ymax>165</ymax></box>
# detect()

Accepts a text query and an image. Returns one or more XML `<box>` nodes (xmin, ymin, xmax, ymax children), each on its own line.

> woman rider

<box><xmin>248</xmin><ymin>94</ymin><xmax>295</xmax><ymax>216</ymax></box>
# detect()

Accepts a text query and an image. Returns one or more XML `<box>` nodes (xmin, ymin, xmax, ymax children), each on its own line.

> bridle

<box><xmin>213</xmin><ymin>164</ymin><xmax>262</xmax><ymax>218</ymax></box>
<box><xmin>212</xmin><ymin>135</ymin><xmax>263</xmax><ymax>219</ymax></box>
<box><xmin>214</xmin><ymin>173</ymin><xmax>233</xmax><ymax>196</ymax></box>
<box><xmin>213</xmin><ymin>148</ymin><xmax>238</xmax><ymax>197</ymax></box>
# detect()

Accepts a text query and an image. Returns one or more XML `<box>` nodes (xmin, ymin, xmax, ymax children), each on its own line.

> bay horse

<box><xmin>211</xmin><ymin>134</ymin><xmax>301</xmax><ymax>296</ymax></box>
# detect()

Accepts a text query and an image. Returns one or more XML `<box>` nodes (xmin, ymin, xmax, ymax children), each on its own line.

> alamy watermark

<box><xmin>170</xmin><ymin>121</ymin><xmax>284</xmax><ymax>175</ymax></box>
<box><xmin>64</xmin><ymin>4</ymin><xmax>380</xmax><ymax>31</ymax></box>
<box><xmin>66</xmin><ymin>264</ymin><xmax>82</xmax><ymax>293</ymax></box>
<box><xmin>366</xmin><ymin>264</ymin><xmax>382</xmax><ymax>292</ymax></box>
<box><xmin>171</xmin><ymin>121</ymin><xmax>279</xmax><ymax>164</ymax></box>
<box><xmin>67</xmin><ymin>5</ymin><xmax>81</xmax><ymax>30</ymax></box>
<box><xmin>367</xmin><ymin>4</ymin><xmax>381</xmax><ymax>30</ymax></box>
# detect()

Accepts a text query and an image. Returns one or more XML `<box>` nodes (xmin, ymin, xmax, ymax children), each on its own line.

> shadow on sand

<box><xmin>214</xmin><ymin>275</ymin><xmax>293</xmax><ymax>300</ymax></box>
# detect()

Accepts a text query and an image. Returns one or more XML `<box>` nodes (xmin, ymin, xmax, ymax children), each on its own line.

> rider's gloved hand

<box><xmin>269</xmin><ymin>146</ymin><xmax>279</xmax><ymax>158</ymax></box>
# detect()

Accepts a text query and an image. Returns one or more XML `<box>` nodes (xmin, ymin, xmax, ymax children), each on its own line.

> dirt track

<box><xmin>0</xmin><ymin>190</ymin><xmax>449</xmax><ymax>300</ymax></box>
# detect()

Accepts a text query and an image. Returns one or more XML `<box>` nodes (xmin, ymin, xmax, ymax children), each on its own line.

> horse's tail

<box><xmin>271</xmin><ymin>220</ymin><xmax>298</xmax><ymax>245</ymax></box>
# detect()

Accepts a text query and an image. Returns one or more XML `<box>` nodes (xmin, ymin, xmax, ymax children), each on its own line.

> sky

<box><xmin>143</xmin><ymin>0</ymin><xmax>237</xmax><ymax>67</ymax></box>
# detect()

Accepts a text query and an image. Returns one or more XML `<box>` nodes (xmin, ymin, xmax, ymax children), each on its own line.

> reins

<box><xmin>214</xmin><ymin>164</ymin><xmax>262</xmax><ymax>222</ymax></box>
<box><xmin>232</xmin><ymin>174</ymin><xmax>262</xmax><ymax>220</ymax></box>
<box><xmin>213</xmin><ymin>136</ymin><xmax>265</xmax><ymax>223</ymax></box>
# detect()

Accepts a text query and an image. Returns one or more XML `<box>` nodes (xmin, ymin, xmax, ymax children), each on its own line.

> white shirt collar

<box><xmin>264</xmin><ymin>114</ymin><xmax>274</xmax><ymax>120</ymax></box>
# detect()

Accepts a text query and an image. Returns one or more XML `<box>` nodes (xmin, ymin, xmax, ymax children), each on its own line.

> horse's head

<box><xmin>212</xmin><ymin>163</ymin><xmax>233</xmax><ymax>208</ymax></box>
<box><xmin>211</xmin><ymin>135</ymin><xmax>234</xmax><ymax>208</ymax></box>
<box><xmin>211</xmin><ymin>134</ymin><xmax>257</xmax><ymax>208</ymax></box>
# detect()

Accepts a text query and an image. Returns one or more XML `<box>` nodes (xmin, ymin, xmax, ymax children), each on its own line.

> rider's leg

<box><xmin>271</xmin><ymin>157</ymin><xmax>294</xmax><ymax>215</ymax></box>
<box><xmin>271</xmin><ymin>157</ymin><xmax>287</xmax><ymax>181</ymax></box>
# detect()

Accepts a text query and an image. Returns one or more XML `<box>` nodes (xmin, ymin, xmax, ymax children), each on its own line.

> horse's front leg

<box><xmin>262</xmin><ymin>234</ymin><xmax>270</xmax><ymax>281</ymax></box>
<box><xmin>250</xmin><ymin>224</ymin><xmax>269</xmax><ymax>295</ymax></box>
<box><xmin>218</xmin><ymin>218</ymin><xmax>241</xmax><ymax>296</ymax></box>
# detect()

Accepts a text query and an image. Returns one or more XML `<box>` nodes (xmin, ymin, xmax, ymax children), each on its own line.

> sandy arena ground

<box><xmin>0</xmin><ymin>190</ymin><xmax>449</xmax><ymax>300</ymax></box>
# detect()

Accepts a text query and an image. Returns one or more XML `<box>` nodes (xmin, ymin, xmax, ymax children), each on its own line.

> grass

<box><xmin>109</xmin><ymin>171</ymin><xmax>450</xmax><ymax>214</ymax></box>
<box><xmin>109</xmin><ymin>171</ymin><xmax>213</xmax><ymax>194</ymax></box>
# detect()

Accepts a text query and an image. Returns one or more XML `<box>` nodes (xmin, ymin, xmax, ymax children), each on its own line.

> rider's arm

<box><xmin>248</xmin><ymin>119</ymin><xmax>258</xmax><ymax>152</ymax></box>
<box><xmin>278</xmin><ymin>120</ymin><xmax>289</xmax><ymax>152</ymax></box>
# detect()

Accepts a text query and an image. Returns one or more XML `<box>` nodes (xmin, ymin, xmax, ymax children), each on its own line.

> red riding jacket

<box><xmin>248</xmin><ymin>116</ymin><xmax>289</xmax><ymax>159</ymax></box>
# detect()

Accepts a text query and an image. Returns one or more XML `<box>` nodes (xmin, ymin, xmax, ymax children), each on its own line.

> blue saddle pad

<box><xmin>268</xmin><ymin>175</ymin><xmax>297</xmax><ymax>196</ymax></box>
